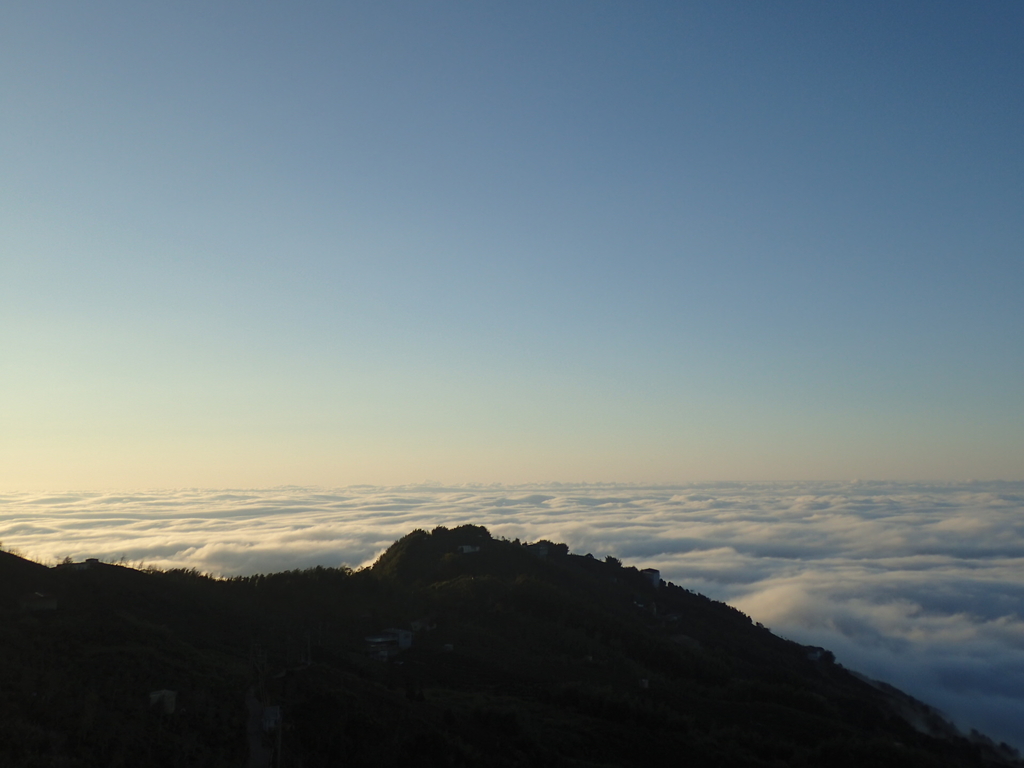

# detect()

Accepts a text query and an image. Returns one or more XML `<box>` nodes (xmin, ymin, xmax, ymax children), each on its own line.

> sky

<box><xmin>3</xmin><ymin>482</ymin><xmax>1023</xmax><ymax>748</ymax></box>
<box><xmin>4</xmin><ymin>3</ymin><xmax>1023</xmax><ymax>747</ymax></box>
<box><xmin>2</xmin><ymin>1</ymin><xmax>1022</xmax><ymax>489</ymax></box>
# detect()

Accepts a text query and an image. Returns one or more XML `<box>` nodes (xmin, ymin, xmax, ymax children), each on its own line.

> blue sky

<box><xmin>2</xmin><ymin>1</ymin><xmax>1022</xmax><ymax>488</ymax></box>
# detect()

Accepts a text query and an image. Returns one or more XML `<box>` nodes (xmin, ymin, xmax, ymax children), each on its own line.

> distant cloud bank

<box><xmin>2</xmin><ymin>481</ymin><xmax>1022</xmax><ymax>748</ymax></box>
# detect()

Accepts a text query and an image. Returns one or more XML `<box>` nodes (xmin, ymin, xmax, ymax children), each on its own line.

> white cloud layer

<box><xmin>2</xmin><ymin>481</ymin><xmax>1022</xmax><ymax>748</ymax></box>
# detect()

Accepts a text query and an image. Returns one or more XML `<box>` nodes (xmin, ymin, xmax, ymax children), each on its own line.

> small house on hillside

<box><xmin>526</xmin><ymin>542</ymin><xmax>548</xmax><ymax>558</ymax></box>
<box><xmin>526</xmin><ymin>540</ymin><xmax>568</xmax><ymax>558</ymax></box>
<box><xmin>641</xmin><ymin>568</ymin><xmax>661</xmax><ymax>589</ymax></box>
<box><xmin>365</xmin><ymin>629</ymin><xmax>413</xmax><ymax>660</ymax></box>
<box><xmin>457</xmin><ymin>545</ymin><xmax>480</xmax><ymax>554</ymax></box>
<box><xmin>806</xmin><ymin>647</ymin><xmax>835</xmax><ymax>664</ymax></box>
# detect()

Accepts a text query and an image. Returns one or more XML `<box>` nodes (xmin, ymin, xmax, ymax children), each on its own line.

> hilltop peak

<box><xmin>1</xmin><ymin>530</ymin><xmax>1019</xmax><ymax>767</ymax></box>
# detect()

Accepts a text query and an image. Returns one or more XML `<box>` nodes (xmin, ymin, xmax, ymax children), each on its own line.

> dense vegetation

<box><xmin>1</xmin><ymin>526</ymin><xmax>1019</xmax><ymax>767</ymax></box>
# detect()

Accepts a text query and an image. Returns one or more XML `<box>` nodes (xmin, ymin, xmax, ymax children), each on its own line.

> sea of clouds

<box><xmin>2</xmin><ymin>481</ymin><xmax>1022</xmax><ymax>749</ymax></box>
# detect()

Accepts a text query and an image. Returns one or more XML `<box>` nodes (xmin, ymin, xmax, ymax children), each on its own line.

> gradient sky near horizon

<box><xmin>2</xmin><ymin>1</ymin><xmax>1022</xmax><ymax>489</ymax></box>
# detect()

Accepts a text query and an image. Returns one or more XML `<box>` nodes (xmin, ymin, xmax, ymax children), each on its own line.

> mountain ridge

<box><xmin>1</xmin><ymin>526</ymin><xmax>1018</xmax><ymax>767</ymax></box>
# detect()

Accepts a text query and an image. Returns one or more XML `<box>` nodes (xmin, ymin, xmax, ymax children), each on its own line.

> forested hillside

<box><xmin>1</xmin><ymin>527</ymin><xmax>1018</xmax><ymax>767</ymax></box>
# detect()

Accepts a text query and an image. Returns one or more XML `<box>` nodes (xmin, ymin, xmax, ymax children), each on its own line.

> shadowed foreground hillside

<box><xmin>1</xmin><ymin>527</ymin><xmax>1019</xmax><ymax>767</ymax></box>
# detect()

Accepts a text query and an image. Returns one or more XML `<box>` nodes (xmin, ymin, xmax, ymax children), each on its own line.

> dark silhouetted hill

<box><xmin>1</xmin><ymin>526</ymin><xmax>1019</xmax><ymax>767</ymax></box>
